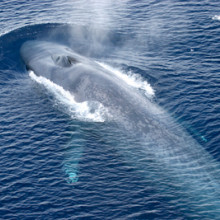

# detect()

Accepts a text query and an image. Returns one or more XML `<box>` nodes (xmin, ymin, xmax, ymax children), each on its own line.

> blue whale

<box><xmin>20</xmin><ymin>40</ymin><xmax>220</xmax><ymax>217</ymax></box>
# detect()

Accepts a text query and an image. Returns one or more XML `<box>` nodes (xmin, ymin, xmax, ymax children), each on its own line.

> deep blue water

<box><xmin>0</xmin><ymin>1</ymin><xmax>220</xmax><ymax>219</ymax></box>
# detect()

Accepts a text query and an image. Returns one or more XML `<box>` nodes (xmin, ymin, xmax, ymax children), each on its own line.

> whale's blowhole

<box><xmin>52</xmin><ymin>54</ymin><xmax>79</xmax><ymax>67</ymax></box>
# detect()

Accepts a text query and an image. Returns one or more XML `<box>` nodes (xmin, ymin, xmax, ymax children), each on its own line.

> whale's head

<box><xmin>20</xmin><ymin>40</ymin><xmax>81</xmax><ymax>72</ymax></box>
<box><xmin>20</xmin><ymin>40</ymin><xmax>111</xmax><ymax>99</ymax></box>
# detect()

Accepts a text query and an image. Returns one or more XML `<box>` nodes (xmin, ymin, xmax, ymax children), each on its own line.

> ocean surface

<box><xmin>0</xmin><ymin>1</ymin><xmax>220</xmax><ymax>219</ymax></box>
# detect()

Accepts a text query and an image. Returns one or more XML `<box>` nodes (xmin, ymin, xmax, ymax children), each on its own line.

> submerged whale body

<box><xmin>20</xmin><ymin>40</ymin><xmax>220</xmax><ymax>217</ymax></box>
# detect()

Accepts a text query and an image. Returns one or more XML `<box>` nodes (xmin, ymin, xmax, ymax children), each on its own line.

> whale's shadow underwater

<box><xmin>20</xmin><ymin>40</ymin><xmax>220</xmax><ymax>217</ymax></box>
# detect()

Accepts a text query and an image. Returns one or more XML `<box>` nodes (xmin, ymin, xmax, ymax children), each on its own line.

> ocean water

<box><xmin>0</xmin><ymin>0</ymin><xmax>220</xmax><ymax>219</ymax></box>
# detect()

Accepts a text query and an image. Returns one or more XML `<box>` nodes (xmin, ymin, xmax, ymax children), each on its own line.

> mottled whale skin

<box><xmin>20</xmin><ymin>41</ymin><xmax>220</xmax><ymax>217</ymax></box>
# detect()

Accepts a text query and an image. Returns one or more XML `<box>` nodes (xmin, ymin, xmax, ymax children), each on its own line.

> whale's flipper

<box><xmin>62</xmin><ymin>136</ymin><xmax>84</xmax><ymax>184</ymax></box>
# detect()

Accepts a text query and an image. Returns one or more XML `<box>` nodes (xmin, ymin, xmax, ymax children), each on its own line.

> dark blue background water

<box><xmin>0</xmin><ymin>1</ymin><xmax>220</xmax><ymax>219</ymax></box>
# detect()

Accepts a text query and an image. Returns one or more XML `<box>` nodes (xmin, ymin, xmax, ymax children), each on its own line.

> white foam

<box><xmin>97</xmin><ymin>62</ymin><xmax>155</xmax><ymax>98</ymax></box>
<box><xmin>212</xmin><ymin>15</ymin><xmax>220</xmax><ymax>21</ymax></box>
<box><xmin>29</xmin><ymin>71</ymin><xmax>109</xmax><ymax>122</ymax></box>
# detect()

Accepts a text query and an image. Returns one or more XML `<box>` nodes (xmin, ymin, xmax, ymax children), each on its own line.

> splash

<box><xmin>212</xmin><ymin>15</ymin><xmax>220</xmax><ymax>21</ymax></box>
<box><xmin>29</xmin><ymin>71</ymin><xmax>109</xmax><ymax>122</ymax></box>
<box><xmin>97</xmin><ymin>62</ymin><xmax>155</xmax><ymax>98</ymax></box>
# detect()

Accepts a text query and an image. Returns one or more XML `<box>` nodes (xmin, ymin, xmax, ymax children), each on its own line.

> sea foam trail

<box><xmin>96</xmin><ymin>62</ymin><xmax>155</xmax><ymax>98</ymax></box>
<box><xmin>29</xmin><ymin>71</ymin><xmax>109</xmax><ymax>122</ymax></box>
